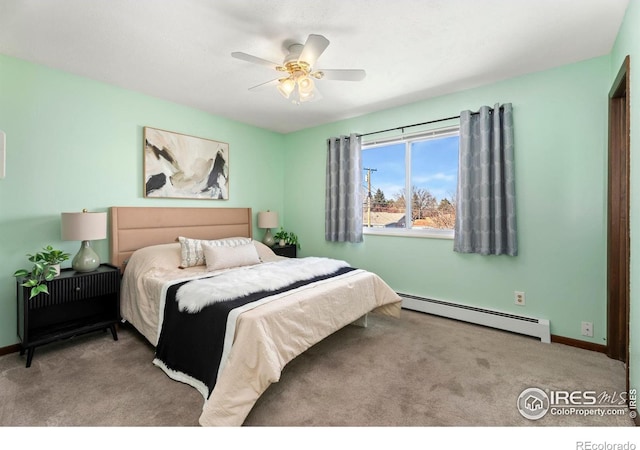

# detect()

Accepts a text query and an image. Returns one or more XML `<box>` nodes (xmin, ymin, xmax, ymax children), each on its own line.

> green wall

<box><xmin>611</xmin><ymin>0</ymin><xmax>640</xmax><ymax>402</ymax></box>
<box><xmin>284</xmin><ymin>55</ymin><xmax>611</xmax><ymax>344</ymax></box>
<box><xmin>0</xmin><ymin>15</ymin><xmax>632</xmax><ymax>364</ymax></box>
<box><xmin>0</xmin><ymin>54</ymin><xmax>286</xmax><ymax>347</ymax></box>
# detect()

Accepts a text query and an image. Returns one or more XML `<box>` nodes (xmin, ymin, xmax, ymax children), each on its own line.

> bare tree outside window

<box><xmin>361</xmin><ymin>130</ymin><xmax>459</xmax><ymax>233</ymax></box>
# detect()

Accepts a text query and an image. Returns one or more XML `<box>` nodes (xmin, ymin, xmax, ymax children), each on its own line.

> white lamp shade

<box><xmin>61</xmin><ymin>211</ymin><xmax>107</xmax><ymax>241</ymax></box>
<box><xmin>257</xmin><ymin>211</ymin><xmax>278</xmax><ymax>229</ymax></box>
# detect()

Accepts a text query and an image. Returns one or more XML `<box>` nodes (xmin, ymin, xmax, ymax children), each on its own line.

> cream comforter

<box><xmin>120</xmin><ymin>242</ymin><xmax>401</xmax><ymax>426</ymax></box>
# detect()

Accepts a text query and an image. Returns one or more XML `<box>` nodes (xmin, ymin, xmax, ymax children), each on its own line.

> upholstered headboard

<box><xmin>109</xmin><ymin>206</ymin><xmax>252</xmax><ymax>271</ymax></box>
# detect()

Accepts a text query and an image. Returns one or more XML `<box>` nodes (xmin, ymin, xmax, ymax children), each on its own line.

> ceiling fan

<box><xmin>231</xmin><ymin>34</ymin><xmax>366</xmax><ymax>104</ymax></box>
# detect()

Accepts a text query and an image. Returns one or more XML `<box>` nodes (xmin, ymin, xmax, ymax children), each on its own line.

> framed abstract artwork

<box><xmin>143</xmin><ymin>126</ymin><xmax>229</xmax><ymax>199</ymax></box>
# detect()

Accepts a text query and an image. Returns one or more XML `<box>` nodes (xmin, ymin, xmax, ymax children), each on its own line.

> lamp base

<box><xmin>72</xmin><ymin>240</ymin><xmax>100</xmax><ymax>272</ymax></box>
<box><xmin>262</xmin><ymin>229</ymin><xmax>275</xmax><ymax>247</ymax></box>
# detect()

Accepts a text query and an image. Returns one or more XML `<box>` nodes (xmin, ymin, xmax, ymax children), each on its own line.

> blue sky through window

<box><xmin>362</xmin><ymin>135</ymin><xmax>459</xmax><ymax>204</ymax></box>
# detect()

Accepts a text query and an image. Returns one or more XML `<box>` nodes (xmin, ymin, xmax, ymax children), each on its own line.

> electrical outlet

<box><xmin>514</xmin><ymin>291</ymin><xmax>525</xmax><ymax>306</ymax></box>
<box><xmin>581</xmin><ymin>321</ymin><xmax>593</xmax><ymax>337</ymax></box>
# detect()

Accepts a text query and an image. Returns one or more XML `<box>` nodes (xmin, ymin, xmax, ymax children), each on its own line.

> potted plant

<box><xmin>39</xmin><ymin>245</ymin><xmax>71</xmax><ymax>274</ymax></box>
<box><xmin>273</xmin><ymin>228</ymin><xmax>300</xmax><ymax>249</ymax></box>
<box><xmin>14</xmin><ymin>246</ymin><xmax>71</xmax><ymax>299</ymax></box>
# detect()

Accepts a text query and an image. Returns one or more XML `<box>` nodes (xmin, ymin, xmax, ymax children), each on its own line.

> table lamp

<box><xmin>257</xmin><ymin>210</ymin><xmax>278</xmax><ymax>246</ymax></box>
<box><xmin>61</xmin><ymin>209</ymin><xmax>107</xmax><ymax>272</ymax></box>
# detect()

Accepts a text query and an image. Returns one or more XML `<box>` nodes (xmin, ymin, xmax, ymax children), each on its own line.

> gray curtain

<box><xmin>454</xmin><ymin>103</ymin><xmax>517</xmax><ymax>256</ymax></box>
<box><xmin>325</xmin><ymin>134</ymin><xmax>363</xmax><ymax>243</ymax></box>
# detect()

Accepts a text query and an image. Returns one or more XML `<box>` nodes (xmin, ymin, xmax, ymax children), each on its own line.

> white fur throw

<box><xmin>176</xmin><ymin>257</ymin><xmax>350</xmax><ymax>313</ymax></box>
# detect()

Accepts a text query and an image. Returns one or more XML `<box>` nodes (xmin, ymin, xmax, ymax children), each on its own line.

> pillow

<box><xmin>178</xmin><ymin>236</ymin><xmax>252</xmax><ymax>268</ymax></box>
<box><xmin>123</xmin><ymin>243</ymin><xmax>182</xmax><ymax>277</ymax></box>
<box><xmin>202</xmin><ymin>242</ymin><xmax>261</xmax><ymax>271</ymax></box>
<box><xmin>252</xmin><ymin>240</ymin><xmax>282</xmax><ymax>262</ymax></box>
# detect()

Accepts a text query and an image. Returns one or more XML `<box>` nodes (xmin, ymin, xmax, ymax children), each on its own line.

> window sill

<box><xmin>363</xmin><ymin>227</ymin><xmax>454</xmax><ymax>240</ymax></box>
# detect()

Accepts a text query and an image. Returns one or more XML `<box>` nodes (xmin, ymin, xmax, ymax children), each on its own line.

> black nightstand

<box><xmin>272</xmin><ymin>244</ymin><xmax>297</xmax><ymax>258</ymax></box>
<box><xmin>16</xmin><ymin>264</ymin><xmax>120</xmax><ymax>368</ymax></box>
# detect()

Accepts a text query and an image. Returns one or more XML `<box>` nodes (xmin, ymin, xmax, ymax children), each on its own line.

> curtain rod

<box><xmin>358</xmin><ymin>115</ymin><xmax>460</xmax><ymax>138</ymax></box>
<box><xmin>358</xmin><ymin>106</ymin><xmax>501</xmax><ymax>138</ymax></box>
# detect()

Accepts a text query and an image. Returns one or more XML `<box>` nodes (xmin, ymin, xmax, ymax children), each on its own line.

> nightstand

<box><xmin>16</xmin><ymin>264</ymin><xmax>120</xmax><ymax>368</ymax></box>
<box><xmin>272</xmin><ymin>244</ymin><xmax>297</xmax><ymax>258</ymax></box>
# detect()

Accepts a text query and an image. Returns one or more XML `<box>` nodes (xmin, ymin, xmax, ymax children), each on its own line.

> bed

<box><xmin>110</xmin><ymin>206</ymin><xmax>402</xmax><ymax>426</ymax></box>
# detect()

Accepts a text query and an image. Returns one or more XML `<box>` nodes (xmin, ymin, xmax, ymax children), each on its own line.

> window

<box><xmin>361</xmin><ymin>127</ymin><xmax>459</xmax><ymax>238</ymax></box>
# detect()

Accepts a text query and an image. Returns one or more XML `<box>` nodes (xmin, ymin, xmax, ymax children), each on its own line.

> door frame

<box><xmin>606</xmin><ymin>55</ymin><xmax>630</xmax><ymax>393</ymax></box>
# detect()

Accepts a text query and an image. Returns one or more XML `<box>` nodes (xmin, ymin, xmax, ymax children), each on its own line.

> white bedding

<box><xmin>120</xmin><ymin>241</ymin><xmax>402</xmax><ymax>426</ymax></box>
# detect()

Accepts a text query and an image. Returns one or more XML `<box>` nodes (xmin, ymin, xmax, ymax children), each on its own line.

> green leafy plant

<box><xmin>37</xmin><ymin>245</ymin><xmax>71</xmax><ymax>265</ymax></box>
<box><xmin>273</xmin><ymin>227</ymin><xmax>300</xmax><ymax>249</ymax></box>
<box><xmin>14</xmin><ymin>246</ymin><xmax>71</xmax><ymax>299</ymax></box>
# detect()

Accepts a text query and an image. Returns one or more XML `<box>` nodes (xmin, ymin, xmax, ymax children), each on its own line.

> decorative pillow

<box><xmin>178</xmin><ymin>236</ymin><xmax>252</xmax><ymax>268</ymax></box>
<box><xmin>201</xmin><ymin>242</ymin><xmax>261</xmax><ymax>271</ymax></box>
<box><xmin>252</xmin><ymin>240</ymin><xmax>281</xmax><ymax>262</ymax></box>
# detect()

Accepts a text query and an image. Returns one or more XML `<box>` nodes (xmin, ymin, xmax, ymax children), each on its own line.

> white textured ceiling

<box><xmin>0</xmin><ymin>0</ymin><xmax>629</xmax><ymax>133</ymax></box>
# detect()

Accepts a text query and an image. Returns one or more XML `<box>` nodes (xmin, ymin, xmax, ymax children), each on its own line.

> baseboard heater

<box><xmin>398</xmin><ymin>293</ymin><xmax>551</xmax><ymax>343</ymax></box>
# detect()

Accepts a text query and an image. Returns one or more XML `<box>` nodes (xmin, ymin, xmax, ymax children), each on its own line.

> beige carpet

<box><xmin>0</xmin><ymin>309</ymin><xmax>634</xmax><ymax>427</ymax></box>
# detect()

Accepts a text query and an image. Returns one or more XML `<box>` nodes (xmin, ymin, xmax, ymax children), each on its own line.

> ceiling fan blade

<box><xmin>298</xmin><ymin>34</ymin><xmax>330</xmax><ymax>66</ymax></box>
<box><xmin>314</xmin><ymin>69</ymin><xmax>366</xmax><ymax>81</ymax></box>
<box><xmin>232</xmin><ymin>52</ymin><xmax>283</xmax><ymax>71</ymax></box>
<box><xmin>248</xmin><ymin>78</ymin><xmax>281</xmax><ymax>91</ymax></box>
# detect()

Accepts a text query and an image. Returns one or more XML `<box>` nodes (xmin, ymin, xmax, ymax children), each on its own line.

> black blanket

<box><xmin>154</xmin><ymin>266</ymin><xmax>356</xmax><ymax>398</ymax></box>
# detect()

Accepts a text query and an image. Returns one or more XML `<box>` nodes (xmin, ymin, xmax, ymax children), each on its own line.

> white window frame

<box><xmin>362</xmin><ymin>125</ymin><xmax>459</xmax><ymax>240</ymax></box>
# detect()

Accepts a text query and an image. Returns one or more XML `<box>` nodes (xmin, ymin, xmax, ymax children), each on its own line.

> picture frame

<box><xmin>143</xmin><ymin>126</ymin><xmax>229</xmax><ymax>200</ymax></box>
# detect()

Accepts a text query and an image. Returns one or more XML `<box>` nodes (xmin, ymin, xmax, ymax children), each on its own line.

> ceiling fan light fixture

<box><xmin>277</xmin><ymin>78</ymin><xmax>296</xmax><ymax>98</ymax></box>
<box><xmin>297</xmin><ymin>76</ymin><xmax>314</xmax><ymax>94</ymax></box>
<box><xmin>298</xmin><ymin>89</ymin><xmax>315</xmax><ymax>103</ymax></box>
<box><xmin>232</xmin><ymin>34</ymin><xmax>365</xmax><ymax>105</ymax></box>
